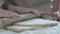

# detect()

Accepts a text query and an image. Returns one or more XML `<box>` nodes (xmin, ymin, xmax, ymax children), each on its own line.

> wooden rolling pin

<box><xmin>0</xmin><ymin>13</ymin><xmax>39</xmax><ymax>29</ymax></box>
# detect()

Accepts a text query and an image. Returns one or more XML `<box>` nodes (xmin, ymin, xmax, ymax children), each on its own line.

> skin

<box><xmin>1</xmin><ymin>0</ymin><xmax>60</xmax><ymax>21</ymax></box>
<box><xmin>1</xmin><ymin>0</ymin><xmax>60</xmax><ymax>28</ymax></box>
<box><xmin>3</xmin><ymin>0</ymin><xmax>53</xmax><ymax>20</ymax></box>
<box><xmin>52</xmin><ymin>0</ymin><xmax>59</xmax><ymax>12</ymax></box>
<box><xmin>3</xmin><ymin>0</ymin><xmax>41</xmax><ymax>17</ymax></box>
<box><xmin>4</xmin><ymin>0</ymin><xmax>59</xmax><ymax>18</ymax></box>
<box><xmin>51</xmin><ymin>0</ymin><xmax>60</xmax><ymax>20</ymax></box>
<box><xmin>0</xmin><ymin>8</ymin><xmax>20</xmax><ymax>18</ymax></box>
<box><xmin>0</xmin><ymin>0</ymin><xmax>41</xmax><ymax>19</ymax></box>
<box><xmin>13</xmin><ymin>0</ymin><xmax>60</xmax><ymax>20</ymax></box>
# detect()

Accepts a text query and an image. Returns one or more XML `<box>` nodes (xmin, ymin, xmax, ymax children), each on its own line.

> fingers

<box><xmin>6</xmin><ymin>5</ymin><xmax>41</xmax><ymax>16</ymax></box>
<box><xmin>32</xmin><ymin>9</ymin><xmax>41</xmax><ymax>16</ymax></box>
<box><xmin>0</xmin><ymin>9</ymin><xmax>20</xmax><ymax>18</ymax></box>
<box><xmin>4</xmin><ymin>4</ymin><xmax>42</xmax><ymax>16</ymax></box>
<box><xmin>21</xmin><ymin>7</ymin><xmax>41</xmax><ymax>16</ymax></box>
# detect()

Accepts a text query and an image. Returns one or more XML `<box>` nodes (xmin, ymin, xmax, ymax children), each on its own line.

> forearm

<box><xmin>3</xmin><ymin>4</ymin><xmax>41</xmax><ymax>16</ymax></box>
<box><xmin>51</xmin><ymin>0</ymin><xmax>60</xmax><ymax>20</ymax></box>
<box><xmin>52</xmin><ymin>0</ymin><xmax>59</xmax><ymax>12</ymax></box>
<box><xmin>0</xmin><ymin>8</ymin><xmax>20</xmax><ymax>18</ymax></box>
<box><xmin>3</xmin><ymin>4</ymin><xmax>32</xmax><ymax>13</ymax></box>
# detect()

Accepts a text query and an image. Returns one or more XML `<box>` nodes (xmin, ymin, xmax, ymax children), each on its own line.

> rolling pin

<box><xmin>0</xmin><ymin>13</ymin><xmax>39</xmax><ymax>29</ymax></box>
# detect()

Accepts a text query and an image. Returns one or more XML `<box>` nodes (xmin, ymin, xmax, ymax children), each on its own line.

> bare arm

<box><xmin>0</xmin><ymin>8</ymin><xmax>22</xmax><ymax>18</ymax></box>
<box><xmin>51</xmin><ymin>0</ymin><xmax>60</xmax><ymax>20</ymax></box>
<box><xmin>52</xmin><ymin>0</ymin><xmax>59</xmax><ymax>12</ymax></box>
<box><xmin>3</xmin><ymin>4</ymin><xmax>41</xmax><ymax>16</ymax></box>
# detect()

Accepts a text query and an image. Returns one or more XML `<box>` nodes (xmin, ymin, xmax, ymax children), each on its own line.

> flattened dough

<box><xmin>6</xmin><ymin>26</ymin><xmax>34</xmax><ymax>33</ymax></box>
<box><xmin>14</xmin><ymin>18</ymin><xmax>58</xmax><ymax>27</ymax></box>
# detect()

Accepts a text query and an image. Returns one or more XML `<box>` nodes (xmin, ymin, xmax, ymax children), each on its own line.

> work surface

<box><xmin>0</xmin><ymin>18</ymin><xmax>60</xmax><ymax>34</ymax></box>
<box><xmin>0</xmin><ymin>0</ymin><xmax>56</xmax><ymax>34</ymax></box>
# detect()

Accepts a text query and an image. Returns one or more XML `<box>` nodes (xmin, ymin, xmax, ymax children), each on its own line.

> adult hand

<box><xmin>15</xmin><ymin>7</ymin><xmax>41</xmax><ymax>16</ymax></box>
<box><xmin>0</xmin><ymin>9</ymin><xmax>20</xmax><ymax>18</ymax></box>
<box><xmin>6</xmin><ymin>5</ymin><xmax>41</xmax><ymax>17</ymax></box>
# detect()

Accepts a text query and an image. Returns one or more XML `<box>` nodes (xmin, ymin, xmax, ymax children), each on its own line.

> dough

<box><xmin>14</xmin><ymin>18</ymin><xmax>58</xmax><ymax>27</ymax></box>
<box><xmin>6</xmin><ymin>26</ymin><xmax>34</xmax><ymax>33</ymax></box>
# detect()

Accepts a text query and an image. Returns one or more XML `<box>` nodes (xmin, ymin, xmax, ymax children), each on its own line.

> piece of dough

<box><xmin>14</xmin><ymin>18</ymin><xmax>58</xmax><ymax>27</ymax></box>
<box><xmin>6</xmin><ymin>26</ymin><xmax>34</xmax><ymax>33</ymax></box>
<box><xmin>0</xmin><ymin>13</ymin><xmax>38</xmax><ymax>29</ymax></box>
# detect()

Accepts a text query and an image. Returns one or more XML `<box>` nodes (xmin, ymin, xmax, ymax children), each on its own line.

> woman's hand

<box><xmin>4</xmin><ymin>4</ymin><xmax>42</xmax><ymax>17</ymax></box>
<box><xmin>0</xmin><ymin>9</ymin><xmax>20</xmax><ymax>18</ymax></box>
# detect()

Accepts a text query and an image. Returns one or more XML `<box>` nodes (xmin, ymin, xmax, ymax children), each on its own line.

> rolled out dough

<box><xmin>6</xmin><ymin>26</ymin><xmax>34</xmax><ymax>33</ymax></box>
<box><xmin>14</xmin><ymin>18</ymin><xmax>58</xmax><ymax>27</ymax></box>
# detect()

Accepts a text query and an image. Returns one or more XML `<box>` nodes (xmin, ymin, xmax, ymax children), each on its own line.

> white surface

<box><xmin>0</xmin><ymin>19</ymin><xmax>60</xmax><ymax>34</ymax></box>
<box><xmin>15</xmin><ymin>18</ymin><xmax>58</xmax><ymax>25</ymax></box>
<box><xmin>20</xmin><ymin>23</ymin><xmax>60</xmax><ymax>34</ymax></box>
<box><xmin>0</xmin><ymin>29</ymin><xmax>18</xmax><ymax>34</ymax></box>
<box><xmin>0</xmin><ymin>24</ymin><xmax>60</xmax><ymax>34</ymax></box>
